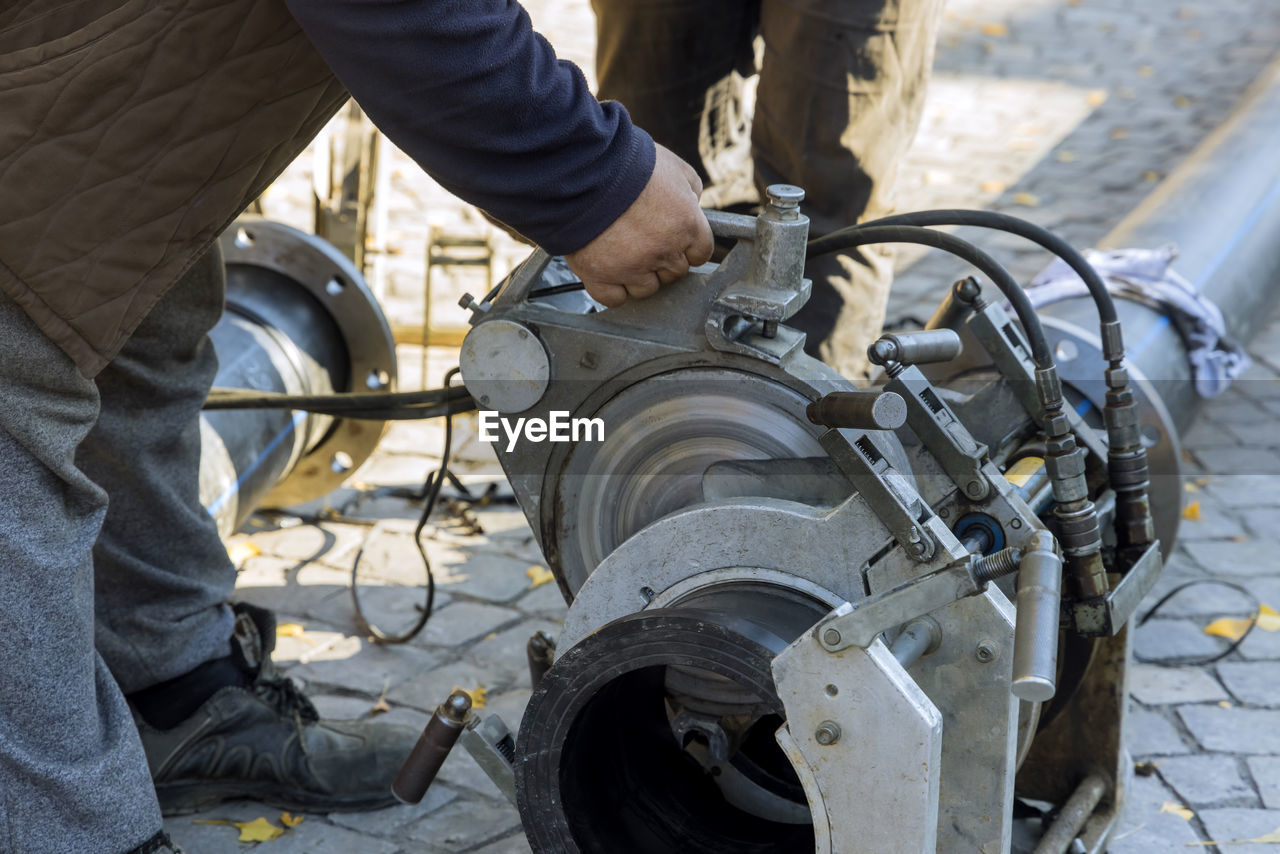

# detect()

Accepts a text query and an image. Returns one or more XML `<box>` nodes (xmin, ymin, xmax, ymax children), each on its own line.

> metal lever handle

<box><xmin>391</xmin><ymin>690</ymin><xmax>472</xmax><ymax>804</ymax></box>
<box><xmin>806</xmin><ymin>390</ymin><xmax>907</xmax><ymax>431</ymax></box>
<box><xmin>1011</xmin><ymin>531</ymin><xmax>1062</xmax><ymax>702</ymax></box>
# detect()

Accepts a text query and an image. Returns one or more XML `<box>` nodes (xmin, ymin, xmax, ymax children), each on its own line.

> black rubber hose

<box><xmin>807</xmin><ymin>224</ymin><xmax>1055</xmax><ymax>370</ymax></box>
<box><xmin>856</xmin><ymin>209</ymin><xmax>1119</xmax><ymax>326</ymax></box>
<box><xmin>204</xmin><ymin>385</ymin><xmax>475</xmax><ymax>420</ymax></box>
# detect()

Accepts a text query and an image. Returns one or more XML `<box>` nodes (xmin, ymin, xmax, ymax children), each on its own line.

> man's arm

<box><xmin>284</xmin><ymin>0</ymin><xmax>712</xmax><ymax>304</ymax></box>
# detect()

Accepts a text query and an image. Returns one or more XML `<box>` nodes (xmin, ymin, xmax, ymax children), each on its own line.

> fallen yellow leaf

<box><xmin>1138</xmin><ymin>65</ymin><xmax>1154</xmax><ymax>78</ymax></box>
<box><xmin>1143</xmin><ymin>171</ymin><xmax>1161</xmax><ymax>183</ymax></box>
<box><xmin>1111</xmin><ymin>127</ymin><xmax>1130</xmax><ymax>140</ymax></box>
<box><xmin>1256</xmin><ymin>604</ymin><xmax>1280</xmax><ymax>632</ymax></box>
<box><xmin>1012</xmin><ymin>192</ymin><xmax>1040</xmax><ymax>208</ymax></box>
<box><xmin>1056</xmin><ymin>151</ymin><xmax>1077</xmax><ymax>163</ymax></box>
<box><xmin>1204</xmin><ymin>617</ymin><xmax>1254</xmax><ymax>641</ymax></box>
<box><xmin>1087</xmin><ymin>90</ymin><xmax>1108</xmax><ymax>107</ymax></box>
<box><xmin>980</xmin><ymin>22</ymin><xmax>1008</xmax><ymax>37</ymax></box>
<box><xmin>227</xmin><ymin>540</ymin><xmax>261</xmax><ymax>568</ymax></box>
<box><xmin>1174</xmin><ymin>95</ymin><xmax>1192</xmax><ymax>108</ymax></box>
<box><xmin>527</xmin><ymin>565</ymin><xmax>555</xmax><ymax>589</ymax></box>
<box><xmin>192</xmin><ymin>817</ymin><xmax>284</xmax><ymax>843</ymax></box>
<box><xmin>1161</xmin><ymin>801</ymin><xmax>1194</xmax><ymax>821</ymax></box>
<box><xmin>1218</xmin><ymin>700</ymin><xmax>1232</xmax><ymax>708</ymax></box>
<box><xmin>452</xmin><ymin>685</ymin><xmax>488</xmax><ymax>709</ymax></box>
<box><xmin>980</xmin><ymin>180</ymin><xmax>1007</xmax><ymax>194</ymax></box>
<box><xmin>1189</xmin><ymin>825</ymin><xmax>1280</xmax><ymax>845</ymax></box>
<box><xmin>280</xmin><ymin>812</ymin><xmax>304</xmax><ymax>828</ymax></box>
<box><xmin>1182</xmin><ymin>501</ymin><xmax>1201</xmax><ymax>521</ymax></box>
<box><xmin>276</xmin><ymin>623</ymin><xmax>305</xmax><ymax>638</ymax></box>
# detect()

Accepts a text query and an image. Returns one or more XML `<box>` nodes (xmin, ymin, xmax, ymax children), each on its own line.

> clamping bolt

<box><xmin>868</xmin><ymin>329</ymin><xmax>964</xmax><ymax>370</ymax></box>
<box><xmin>807</xmin><ymin>390</ymin><xmax>907</xmax><ymax>431</ymax></box>
<box><xmin>391</xmin><ymin>690</ymin><xmax>473</xmax><ymax>804</ymax></box>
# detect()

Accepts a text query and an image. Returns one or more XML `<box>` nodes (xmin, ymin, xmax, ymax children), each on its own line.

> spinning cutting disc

<box><xmin>547</xmin><ymin>367</ymin><xmax>829</xmax><ymax>594</ymax></box>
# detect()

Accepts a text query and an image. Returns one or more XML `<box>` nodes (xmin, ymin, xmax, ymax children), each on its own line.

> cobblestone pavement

<box><xmin>168</xmin><ymin>0</ymin><xmax>1280</xmax><ymax>851</ymax></box>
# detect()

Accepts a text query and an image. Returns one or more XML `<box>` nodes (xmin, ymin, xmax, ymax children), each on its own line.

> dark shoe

<box><xmin>136</xmin><ymin>604</ymin><xmax>419</xmax><ymax>815</ymax></box>
<box><xmin>127</xmin><ymin>830</ymin><xmax>185</xmax><ymax>854</ymax></box>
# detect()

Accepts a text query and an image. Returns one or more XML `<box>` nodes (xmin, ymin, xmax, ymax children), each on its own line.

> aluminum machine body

<box><xmin>441</xmin><ymin>62</ymin><xmax>1280</xmax><ymax>853</ymax></box>
<box><xmin>450</xmin><ymin>185</ymin><xmax>1162</xmax><ymax>852</ymax></box>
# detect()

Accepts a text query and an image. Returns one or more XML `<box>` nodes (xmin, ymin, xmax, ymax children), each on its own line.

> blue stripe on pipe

<box><xmin>1068</xmin><ymin>172</ymin><xmax>1280</xmax><ymax>418</ymax></box>
<box><xmin>206</xmin><ymin>410</ymin><xmax>307</xmax><ymax>516</ymax></box>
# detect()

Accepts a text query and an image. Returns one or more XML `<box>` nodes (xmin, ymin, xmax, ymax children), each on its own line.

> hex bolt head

<box><xmin>814</xmin><ymin>721</ymin><xmax>842</xmax><ymax>746</ymax></box>
<box><xmin>975</xmin><ymin>641</ymin><xmax>998</xmax><ymax>663</ymax></box>
<box><xmin>766</xmin><ymin>184</ymin><xmax>806</xmax><ymax>210</ymax></box>
<box><xmin>1010</xmin><ymin>518</ymin><xmax>1024</xmax><ymax>529</ymax></box>
<box><xmin>965</xmin><ymin>480</ymin><xmax>986</xmax><ymax>498</ymax></box>
<box><xmin>822</xmin><ymin>628</ymin><xmax>843</xmax><ymax>647</ymax></box>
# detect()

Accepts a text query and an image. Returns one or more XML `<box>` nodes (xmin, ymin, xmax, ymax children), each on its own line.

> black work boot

<box><xmin>134</xmin><ymin>603</ymin><xmax>419</xmax><ymax>815</ymax></box>
<box><xmin>126</xmin><ymin>830</ymin><xmax>185</xmax><ymax>854</ymax></box>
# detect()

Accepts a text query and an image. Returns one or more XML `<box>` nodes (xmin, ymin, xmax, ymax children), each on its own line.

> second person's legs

<box><xmin>755</xmin><ymin>0</ymin><xmax>944</xmax><ymax>380</ymax></box>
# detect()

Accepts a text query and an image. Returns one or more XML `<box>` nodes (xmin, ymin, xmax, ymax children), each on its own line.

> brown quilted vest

<box><xmin>0</xmin><ymin>0</ymin><xmax>348</xmax><ymax>376</ymax></box>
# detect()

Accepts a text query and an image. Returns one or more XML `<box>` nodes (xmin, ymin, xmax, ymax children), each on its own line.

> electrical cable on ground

<box><xmin>350</xmin><ymin>366</ymin><xmax>463</xmax><ymax>644</ymax></box>
<box><xmin>1135</xmin><ymin>579</ymin><xmax>1261</xmax><ymax>666</ymax></box>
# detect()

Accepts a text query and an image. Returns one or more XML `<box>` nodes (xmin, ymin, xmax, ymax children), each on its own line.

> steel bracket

<box><xmin>888</xmin><ymin>365</ymin><xmax>990</xmax><ymax>501</ymax></box>
<box><xmin>1071</xmin><ymin>540</ymin><xmax>1163</xmax><ymax>636</ymax></box>
<box><xmin>817</xmin><ymin>557</ymin><xmax>987</xmax><ymax>651</ymax></box>
<box><xmin>821</xmin><ymin>429</ymin><xmax>939</xmax><ymax>561</ymax></box>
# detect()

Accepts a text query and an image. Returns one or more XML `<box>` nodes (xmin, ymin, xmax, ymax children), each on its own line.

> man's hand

<box><xmin>564</xmin><ymin>143</ymin><xmax>715</xmax><ymax>308</ymax></box>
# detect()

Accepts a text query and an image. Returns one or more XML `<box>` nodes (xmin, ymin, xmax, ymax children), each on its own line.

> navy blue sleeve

<box><xmin>284</xmin><ymin>0</ymin><xmax>656</xmax><ymax>255</ymax></box>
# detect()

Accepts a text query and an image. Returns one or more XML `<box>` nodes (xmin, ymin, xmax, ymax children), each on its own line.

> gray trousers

<box><xmin>0</xmin><ymin>248</ymin><xmax>236</xmax><ymax>853</ymax></box>
<box><xmin>592</xmin><ymin>0</ymin><xmax>943</xmax><ymax>379</ymax></box>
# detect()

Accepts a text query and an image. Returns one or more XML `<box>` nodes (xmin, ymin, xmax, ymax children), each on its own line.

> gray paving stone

<box><xmin>1247</xmin><ymin>757</ymin><xmax>1280</xmax><ymax>810</ymax></box>
<box><xmin>1157</xmin><ymin>754</ymin><xmax>1258</xmax><ymax>807</ymax></box>
<box><xmin>1129</xmin><ymin>663</ymin><xmax>1228</xmax><ymax>705</ymax></box>
<box><xmin>1240</xmin><ymin>626</ymin><xmax>1280</xmax><ymax>661</ymax></box>
<box><xmin>288</xmin><ymin>636</ymin><xmax>443</xmax><ymax>696</ymax></box>
<box><xmin>482</xmin><ymin>688</ymin><xmax>534</xmax><ymax>732</ymax></box>
<box><xmin>393</xmin><ymin>658</ymin><xmax>516</xmax><ymax>713</ymax></box>
<box><xmin>1105</xmin><ymin>773</ymin><xmax>1205</xmax><ymax>852</ymax></box>
<box><xmin>1126</xmin><ymin>704</ymin><xmax>1193</xmax><ymax>757</ymax></box>
<box><xmin>1216</xmin><ymin>661</ymin><xmax>1280</xmax><ymax>708</ymax></box>
<box><xmin>242</xmin><ymin>521</ymin><xmax>369</xmax><ymax>568</ymax></box>
<box><xmin>516</xmin><ymin>579</ymin><xmax>571</xmax><ymax>617</ymax></box>
<box><xmin>1183</xmin><ymin>418</ymin><xmax>1245</xmax><ymax>449</ymax></box>
<box><xmin>406</xmin><ymin>797</ymin><xmax>522</xmax><ymax>851</ymax></box>
<box><xmin>412</xmin><ymin>601</ymin><xmax>524</xmax><ymax>648</ymax></box>
<box><xmin>233</xmin><ymin>557</ymin><xmax>351</xmax><ymax>616</ymax></box>
<box><xmin>251</xmin><ymin>819</ymin><xmax>401</xmax><ymax>854</ymax></box>
<box><xmin>1183</xmin><ymin>538</ymin><xmax>1279</xmax><ymax>576</ymax></box>
<box><xmin>1240</xmin><ymin>507</ymin><xmax>1280</xmax><ymax>541</ymax></box>
<box><xmin>1196</xmin><ymin>807</ymin><xmax>1280</xmax><ymax>846</ymax></box>
<box><xmin>435</xmin><ymin>548</ymin><xmax>546</xmax><ymax>604</ymax></box>
<box><xmin>303</xmin><ymin>578</ymin><xmax>454</xmax><ymax>638</ymax></box>
<box><xmin>466</xmin><ymin>619</ymin><xmax>564</xmax><ymax>688</ymax></box>
<box><xmin>1133</xmin><ymin>618</ymin><xmax>1226</xmax><ymax>662</ymax></box>
<box><xmin>1203</xmin><ymin>476</ymin><xmax>1280</xmax><ymax>508</ymax></box>
<box><xmin>1176</xmin><ymin>504</ymin><xmax>1249</xmax><ymax>541</ymax></box>
<box><xmin>471</xmin><ymin>833</ymin><xmax>534</xmax><ymax>854</ymax></box>
<box><xmin>327</xmin><ymin>782</ymin><xmax>459</xmax><ymax>836</ymax></box>
<box><xmin>1178</xmin><ymin>706</ymin><xmax>1280</xmax><ymax>754</ymax></box>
